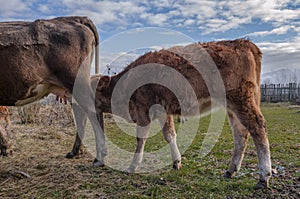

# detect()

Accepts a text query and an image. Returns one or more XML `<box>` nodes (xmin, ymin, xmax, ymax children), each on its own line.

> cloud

<box><xmin>1</xmin><ymin>0</ymin><xmax>299</xmax><ymax>38</ymax></box>
<box><xmin>258</xmin><ymin>39</ymin><xmax>300</xmax><ymax>54</ymax></box>
<box><xmin>246</xmin><ymin>26</ymin><xmax>291</xmax><ymax>37</ymax></box>
<box><xmin>62</xmin><ymin>0</ymin><xmax>147</xmax><ymax>28</ymax></box>
<box><xmin>0</xmin><ymin>0</ymin><xmax>29</xmax><ymax>19</ymax></box>
<box><xmin>262</xmin><ymin>51</ymin><xmax>300</xmax><ymax>74</ymax></box>
<box><xmin>257</xmin><ymin>38</ymin><xmax>300</xmax><ymax>73</ymax></box>
<box><xmin>202</xmin><ymin>16</ymin><xmax>252</xmax><ymax>34</ymax></box>
<box><xmin>140</xmin><ymin>13</ymin><xmax>169</xmax><ymax>26</ymax></box>
<box><xmin>220</xmin><ymin>0</ymin><xmax>300</xmax><ymax>23</ymax></box>
<box><xmin>0</xmin><ymin>0</ymin><xmax>299</xmax><ymax>75</ymax></box>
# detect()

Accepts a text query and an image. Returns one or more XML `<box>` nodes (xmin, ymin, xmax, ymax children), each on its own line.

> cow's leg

<box><xmin>80</xmin><ymin>108</ymin><xmax>106</xmax><ymax>166</ymax></box>
<box><xmin>71</xmin><ymin>57</ymin><xmax>107</xmax><ymax>166</ymax></box>
<box><xmin>66</xmin><ymin>103</ymin><xmax>87</xmax><ymax>158</ymax></box>
<box><xmin>233</xmin><ymin>102</ymin><xmax>271</xmax><ymax>189</ymax></box>
<box><xmin>93</xmin><ymin>111</ymin><xmax>106</xmax><ymax>166</ymax></box>
<box><xmin>158</xmin><ymin>115</ymin><xmax>181</xmax><ymax>170</ymax></box>
<box><xmin>128</xmin><ymin>115</ymin><xmax>150</xmax><ymax>173</ymax></box>
<box><xmin>72</xmin><ymin>103</ymin><xmax>106</xmax><ymax>166</ymax></box>
<box><xmin>224</xmin><ymin>111</ymin><xmax>250</xmax><ymax>178</ymax></box>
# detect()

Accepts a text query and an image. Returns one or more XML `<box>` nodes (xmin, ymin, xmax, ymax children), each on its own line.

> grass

<box><xmin>0</xmin><ymin>103</ymin><xmax>299</xmax><ymax>198</ymax></box>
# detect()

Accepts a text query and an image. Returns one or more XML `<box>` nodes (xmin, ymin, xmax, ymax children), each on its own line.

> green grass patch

<box><xmin>0</xmin><ymin>103</ymin><xmax>299</xmax><ymax>198</ymax></box>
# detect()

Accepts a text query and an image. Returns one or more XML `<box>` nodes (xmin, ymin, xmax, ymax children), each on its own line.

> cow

<box><xmin>69</xmin><ymin>39</ymin><xmax>272</xmax><ymax>189</ymax></box>
<box><xmin>0</xmin><ymin>16</ymin><xmax>106</xmax><ymax>165</ymax></box>
<box><xmin>0</xmin><ymin>106</ymin><xmax>10</xmax><ymax>127</ymax></box>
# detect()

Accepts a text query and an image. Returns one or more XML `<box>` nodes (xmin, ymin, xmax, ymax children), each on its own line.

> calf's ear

<box><xmin>99</xmin><ymin>76</ymin><xmax>111</xmax><ymax>90</ymax></box>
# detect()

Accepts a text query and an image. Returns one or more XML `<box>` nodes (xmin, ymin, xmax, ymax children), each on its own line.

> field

<box><xmin>0</xmin><ymin>103</ymin><xmax>299</xmax><ymax>198</ymax></box>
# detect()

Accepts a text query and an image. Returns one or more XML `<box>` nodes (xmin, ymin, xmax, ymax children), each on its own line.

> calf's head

<box><xmin>91</xmin><ymin>75</ymin><xmax>113</xmax><ymax>111</ymax></box>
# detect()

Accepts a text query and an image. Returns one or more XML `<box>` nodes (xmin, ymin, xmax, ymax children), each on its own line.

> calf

<box><xmin>0</xmin><ymin>106</ymin><xmax>10</xmax><ymax>127</ymax></box>
<box><xmin>72</xmin><ymin>39</ymin><xmax>271</xmax><ymax>189</ymax></box>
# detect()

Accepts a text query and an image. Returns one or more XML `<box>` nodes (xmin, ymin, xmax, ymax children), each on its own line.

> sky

<box><xmin>0</xmin><ymin>0</ymin><xmax>300</xmax><ymax>74</ymax></box>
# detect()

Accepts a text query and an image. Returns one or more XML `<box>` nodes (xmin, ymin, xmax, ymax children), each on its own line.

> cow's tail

<box><xmin>82</xmin><ymin>17</ymin><xmax>100</xmax><ymax>74</ymax></box>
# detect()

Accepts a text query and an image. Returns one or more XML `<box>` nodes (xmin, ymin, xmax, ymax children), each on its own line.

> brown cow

<box><xmin>88</xmin><ymin>39</ymin><xmax>271</xmax><ymax>188</ymax></box>
<box><xmin>0</xmin><ymin>106</ymin><xmax>10</xmax><ymax>127</ymax></box>
<box><xmin>0</xmin><ymin>16</ymin><xmax>106</xmax><ymax>165</ymax></box>
<box><xmin>71</xmin><ymin>39</ymin><xmax>271</xmax><ymax>189</ymax></box>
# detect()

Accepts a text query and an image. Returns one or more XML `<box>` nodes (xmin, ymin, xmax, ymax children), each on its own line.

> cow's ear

<box><xmin>99</xmin><ymin>75</ymin><xmax>111</xmax><ymax>90</ymax></box>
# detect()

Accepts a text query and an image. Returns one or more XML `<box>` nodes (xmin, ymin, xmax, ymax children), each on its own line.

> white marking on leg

<box><xmin>129</xmin><ymin>125</ymin><xmax>150</xmax><ymax>172</ymax></box>
<box><xmin>158</xmin><ymin>115</ymin><xmax>181</xmax><ymax>169</ymax></box>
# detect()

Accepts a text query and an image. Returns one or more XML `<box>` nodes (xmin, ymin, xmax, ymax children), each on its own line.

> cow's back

<box><xmin>0</xmin><ymin>17</ymin><xmax>98</xmax><ymax>105</ymax></box>
<box><xmin>113</xmin><ymin>39</ymin><xmax>262</xmax><ymax>116</ymax></box>
<box><xmin>168</xmin><ymin>39</ymin><xmax>262</xmax><ymax>93</ymax></box>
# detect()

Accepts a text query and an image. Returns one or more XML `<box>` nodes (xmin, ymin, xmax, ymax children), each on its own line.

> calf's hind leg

<box><xmin>158</xmin><ymin>115</ymin><xmax>181</xmax><ymax>170</ymax></box>
<box><xmin>234</xmin><ymin>102</ymin><xmax>271</xmax><ymax>189</ymax></box>
<box><xmin>224</xmin><ymin>111</ymin><xmax>250</xmax><ymax>178</ymax></box>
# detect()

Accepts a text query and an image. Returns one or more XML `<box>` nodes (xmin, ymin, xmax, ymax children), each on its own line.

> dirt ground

<box><xmin>0</xmin><ymin>104</ymin><xmax>299</xmax><ymax>198</ymax></box>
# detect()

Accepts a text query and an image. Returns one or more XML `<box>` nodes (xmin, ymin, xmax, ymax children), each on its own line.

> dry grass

<box><xmin>0</xmin><ymin>103</ymin><xmax>299</xmax><ymax>198</ymax></box>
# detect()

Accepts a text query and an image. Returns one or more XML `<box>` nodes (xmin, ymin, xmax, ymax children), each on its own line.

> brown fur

<box><xmin>74</xmin><ymin>39</ymin><xmax>271</xmax><ymax>188</ymax></box>
<box><xmin>95</xmin><ymin>39</ymin><xmax>262</xmax><ymax>118</ymax></box>
<box><xmin>0</xmin><ymin>125</ymin><xmax>8</xmax><ymax>156</ymax></box>
<box><xmin>0</xmin><ymin>106</ymin><xmax>10</xmax><ymax>127</ymax></box>
<box><xmin>0</xmin><ymin>17</ymin><xmax>106</xmax><ymax>165</ymax></box>
<box><xmin>0</xmin><ymin>16</ymin><xmax>98</xmax><ymax>104</ymax></box>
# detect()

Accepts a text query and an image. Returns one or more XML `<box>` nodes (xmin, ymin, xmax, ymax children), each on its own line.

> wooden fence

<box><xmin>260</xmin><ymin>83</ymin><xmax>300</xmax><ymax>103</ymax></box>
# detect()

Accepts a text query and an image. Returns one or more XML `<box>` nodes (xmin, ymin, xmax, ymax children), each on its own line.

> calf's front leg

<box><xmin>128</xmin><ymin>124</ymin><xmax>150</xmax><ymax>173</ymax></box>
<box><xmin>158</xmin><ymin>115</ymin><xmax>182</xmax><ymax>170</ymax></box>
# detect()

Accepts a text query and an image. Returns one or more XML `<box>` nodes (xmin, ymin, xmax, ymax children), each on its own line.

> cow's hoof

<box><xmin>255</xmin><ymin>180</ymin><xmax>269</xmax><ymax>189</ymax></box>
<box><xmin>0</xmin><ymin>148</ymin><xmax>7</xmax><ymax>156</ymax></box>
<box><xmin>65</xmin><ymin>152</ymin><xmax>76</xmax><ymax>159</ymax></box>
<box><xmin>224</xmin><ymin>171</ymin><xmax>237</xmax><ymax>178</ymax></box>
<box><xmin>173</xmin><ymin>160</ymin><xmax>182</xmax><ymax>170</ymax></box>
<box><xmin>93</xmin><ymin>158</ymin><xmax>105</xmax><ymax>167</ymax></box>
<box><xmin>127</xmin><ymin>165</ymin><xmax>137</xmax><ymax>173</ymax></box>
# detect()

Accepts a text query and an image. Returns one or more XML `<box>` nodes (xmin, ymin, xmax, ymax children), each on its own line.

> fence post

<box><xmin>289</xmin><ymin>83</ymin><xmax>292</xmax><ymax>102</ymax></box>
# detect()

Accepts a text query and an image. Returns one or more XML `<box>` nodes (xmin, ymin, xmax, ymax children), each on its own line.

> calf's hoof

<box><xmin>173</xmin><ymin>160</ymin><xmax>182</xmax><ymax>170</ymax></box>
<box><xmin>93</xmin><ymin>158</ymin><xmax>105</xmax><ymax>167</ymax></box>
<box><xmin>255</xmin><ymin>180</ymin><xmax>269</xmax><ymax>189</ymax></box>
<box><xmin>223</xmin><ymin>171</ymin><xmax>235</xmax><ymax>178</ymax></box>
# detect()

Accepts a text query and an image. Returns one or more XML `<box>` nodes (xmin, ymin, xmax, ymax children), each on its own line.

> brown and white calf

<box><xmin>0</xmin><ymin>106</ymin><xmax>10</xmax><ymax>127</ymax></box>
<box><xmin>71</xmin><ymin>39</ymin><xmax>271</xmax><ymax>189</ymax></box>
<box><xmin>0</xmin><ymin>106</ymin><xmax>10</xmax><ymax>156</ymax></box>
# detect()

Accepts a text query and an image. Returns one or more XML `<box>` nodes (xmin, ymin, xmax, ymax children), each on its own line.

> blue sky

<box><xmin>1</xmin><ymin>0</ymin><xmax>300</xmax><ymax>74</ymax></box>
